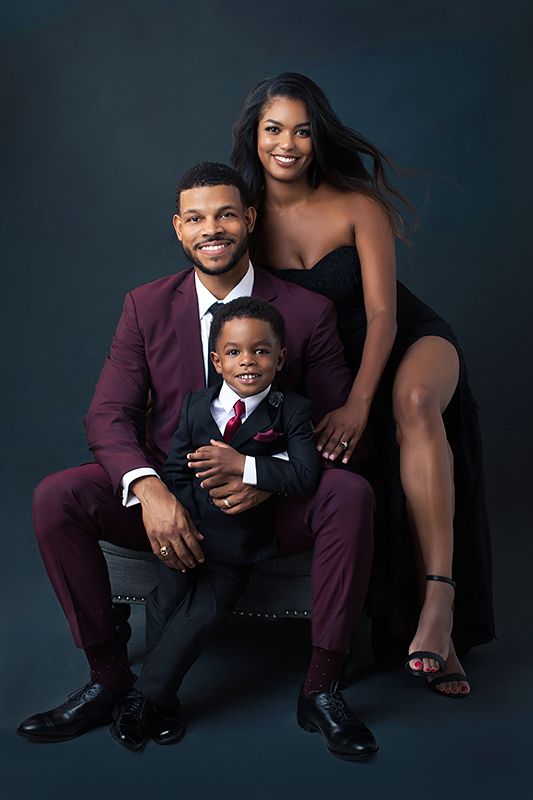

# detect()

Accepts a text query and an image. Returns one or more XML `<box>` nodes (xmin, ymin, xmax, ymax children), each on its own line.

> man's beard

<box><xmin>182</xmin><ymin>234</ymin><xmax>249</xmax><ymax>276</ymax></box>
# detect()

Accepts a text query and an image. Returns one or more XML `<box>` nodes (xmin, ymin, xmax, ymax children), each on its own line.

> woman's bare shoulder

<box><xmin>318</xmin><ymin>185</ymin><xmax>388</xmax><ymax>218</ymax></box>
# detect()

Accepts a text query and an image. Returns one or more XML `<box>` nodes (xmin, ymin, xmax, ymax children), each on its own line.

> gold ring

<box><xmin>224</xmin><ymin>497</ymin><xmax>232</xmax><ymax>509</ymax></box>
<box><xmin>159</xmin><ymin>545</ymin><xmax>171</xmax><ymax>558</ymax></box>
<box><xmin>340</xmin><ymin>440</ymin><xmax>349</xmax><ymax>450</ymax></box>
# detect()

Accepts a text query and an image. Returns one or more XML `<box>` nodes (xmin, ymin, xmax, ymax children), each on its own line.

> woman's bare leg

<box><xmin>393</xmin><ymin>336</ymin><xmax>469</xmax><ymax>695</ymax></box>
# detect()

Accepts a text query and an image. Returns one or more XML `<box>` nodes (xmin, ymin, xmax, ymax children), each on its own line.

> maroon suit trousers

<box><xmin>33</xmin><ymin>463</ymin><xmax>374</xmax><ymax>653</ymax></box>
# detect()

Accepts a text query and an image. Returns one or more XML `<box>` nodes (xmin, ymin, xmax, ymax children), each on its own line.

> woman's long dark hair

<box><xmin>231</xmin><ymin>72</ymin><xmax>413</xmax><ymax>240</ymax></box>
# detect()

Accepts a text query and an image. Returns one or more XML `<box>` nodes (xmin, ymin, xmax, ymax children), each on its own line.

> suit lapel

<box><xmin>252</xmin><ymin>266</ymin><xmax>278</xmax><ymax>302</ymax></box>
<box><xmin>230</xmin><ymin>391</ymin><xmax>281</xmax><ymax>450</ymax></box>
<box><xmin>195</xmin><ymin>385</ymin><xmax>225</xmax><ymax>442</ymax></box>
<box><xmin>171</xmin><ymin>269</ymin><xmax>205</xmax><ymax>392</ymax></box>
<box><xmin>252</xmin><ymin>268</ymin><xmax>294</xmax><ymax>379</ymax></box>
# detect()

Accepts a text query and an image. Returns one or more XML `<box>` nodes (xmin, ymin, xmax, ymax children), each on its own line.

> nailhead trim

<box><xmin>112</xmin><ymin>595</ymin><xmax>310</xmax><ymax>617</ymax></box>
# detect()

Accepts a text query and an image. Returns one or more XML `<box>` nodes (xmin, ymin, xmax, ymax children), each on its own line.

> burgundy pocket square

<box><xmin>252</xmin><ymin>428</ymin><xmax>284</xmax><ymax>443</ymax></box>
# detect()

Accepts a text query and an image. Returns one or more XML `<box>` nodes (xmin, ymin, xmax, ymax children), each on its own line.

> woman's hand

<box><xmin>187</xmin><ymin>440</ymin><xmax>246</xmax><ymax>481</ymax></box>
<box><xmin>315</xmin><ymin>399</ymin><xmax>370</xmax><ymax>464</ymax></box>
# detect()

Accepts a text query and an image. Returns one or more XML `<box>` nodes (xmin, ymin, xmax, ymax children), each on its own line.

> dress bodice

<box><xmin>267</xmin><ymin>245</ymin><xmax>441</xmax><ymax>372</ymax></box>
<box><xmin>266</xmin><ymin>246</ymin><xmax>366</xmax><ymax>370</ymax></box>
<box><xmin>272</xmin><ymin>245</ymin><xmax>363</xmax><ymax>306</ymax></box>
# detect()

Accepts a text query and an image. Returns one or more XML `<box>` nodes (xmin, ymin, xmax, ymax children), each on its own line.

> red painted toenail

<box><xmin>414</xmin><ymin>661</ymin><xmax>422</xmax><ymax>668</ymax></box>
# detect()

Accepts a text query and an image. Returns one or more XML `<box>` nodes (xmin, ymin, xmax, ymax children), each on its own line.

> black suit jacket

<box><xmin>163</xmin><ymin>385</ymin><xmax>320</xmax><ymax>564</ymax></box>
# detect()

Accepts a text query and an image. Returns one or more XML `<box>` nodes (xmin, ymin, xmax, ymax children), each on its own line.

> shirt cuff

<box><xmin>242</xmin><ymin>452</ymin><xmax>289</xmax><ymax>486</ymax></box>
<box><xmin>121</xmin><ymin>467</ymin><xmax>160</xmax><ymax>507</ymax></box>
<box><xmin>243</xmin><ymin>456</ymin><xmax>257</xmax><ymax>485</ymax></box>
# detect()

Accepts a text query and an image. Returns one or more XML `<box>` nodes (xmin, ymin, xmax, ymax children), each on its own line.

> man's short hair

<box><xmin>210</xmin><ymin>297</ymin><xmax>285</xmax><ymax>351</ymax></box>
<box><xmin>176</xmin><ymin>162</ymin><xmax>252</xmax><ymax>212</ymax></box>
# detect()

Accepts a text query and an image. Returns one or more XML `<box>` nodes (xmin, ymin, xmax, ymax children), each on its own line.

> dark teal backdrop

<box><xmin>1</xmin><ymin>1</ymin><xmax>532</xmax><ymax>798</ymax></box>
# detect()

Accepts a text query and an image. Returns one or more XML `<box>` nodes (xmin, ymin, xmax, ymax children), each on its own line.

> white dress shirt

<box><xmin>121</xmin><ymin>264</ymin><xmax>256</xmax><ymax>506</ymax></box>
<box><xmin>195</xmin><ymin>264</ymin><xmax>255</xmax><ymax>381</ymax></box>
<box><xmin>211</xmin><ymin>381</ymin><xmax>272</xmax><ymax>485</ymax></box>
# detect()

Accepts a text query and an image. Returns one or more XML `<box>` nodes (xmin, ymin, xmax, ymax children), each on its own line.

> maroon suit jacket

<box><xmin>84</xmin><ymin>266</ymin><xmax>352</xmax><ymax>493</ymax></box>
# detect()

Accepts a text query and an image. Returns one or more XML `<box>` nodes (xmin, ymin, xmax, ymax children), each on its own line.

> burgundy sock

<box><xmin>304</xmin><ymin>646</ymin><xmax>345</xmax><ymax>697</ymax></box>
<box><xmin>84</xmin><ymin>639</ymin><xmax>135</xmax><ymax>692</ymax></box>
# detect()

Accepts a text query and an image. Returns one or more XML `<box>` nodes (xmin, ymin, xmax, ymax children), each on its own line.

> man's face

<box><xmin>173</xmin><ymin>185</ymin><xmax>256</xmax><ymax>276</ymax></box>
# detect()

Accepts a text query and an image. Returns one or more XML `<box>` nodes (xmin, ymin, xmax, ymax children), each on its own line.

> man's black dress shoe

<box><xmin>17</xmin><ymin>679</ymin><xmax>128</xmax><ymax>742</ymax></box>
<box><xmin>150</xmin><ymin>699</ymin><xmax>185</xmax><ymax>746</ymax></box>
<box><xmin>297</xmin><ymin>683</ymin><xmax>378</xmax><ymax>761</ymax></box>
<box><xmin>110</xmin><ymin>690</ymin><xmax>184</xmax><ymax>752</ymax></box>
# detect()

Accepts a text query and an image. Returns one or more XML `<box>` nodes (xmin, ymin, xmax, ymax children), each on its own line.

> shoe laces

<box><xmin>323</xmin><ymin>683</ymin><xmax>352</xmax><ymax>723</ymax></box>
<box><xmin>117</xmin><ymin>692</ymin><xmax>150</xmax><ymax>722</ymax></box>
<box><xmin>61</xmin><ymin>679</ymin><xmax>99</xmax><ymax>706</ymax></box>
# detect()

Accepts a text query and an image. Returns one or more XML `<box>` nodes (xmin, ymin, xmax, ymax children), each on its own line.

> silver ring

<box><xmin>224</xmin><ymin>497</ymin><xmax>232</xmax><ymax>509</ymax></box>
<box><xmin>159</xmin><ymin>545</ymin><xmax>171</xmax><ymax>558</ymax></box>
<box><xmin>340</xmin><ymin>440</ymin><xmax>349</xmax><ymax>450</ymax></box>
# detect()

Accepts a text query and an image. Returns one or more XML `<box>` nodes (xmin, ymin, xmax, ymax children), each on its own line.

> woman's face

<box><xmin>257</xmin><ymin>96</ymin><xmax>313</xmax><ymax>183</ymax></box>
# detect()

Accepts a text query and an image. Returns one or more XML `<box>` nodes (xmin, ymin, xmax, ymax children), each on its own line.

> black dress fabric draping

<box><xmin>270</xmin><ymin>246</ymin><xmax>494</xmax><ymax>661</ymax></box>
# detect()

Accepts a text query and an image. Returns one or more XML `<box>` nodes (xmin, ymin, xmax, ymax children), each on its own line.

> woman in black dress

<box><xmin>232</xmin><ymin>73</ymin><xmax>494</xmax><ymax>697</ymax></box>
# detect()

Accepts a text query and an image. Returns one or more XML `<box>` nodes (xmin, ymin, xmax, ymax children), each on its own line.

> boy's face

<box><xmin>211</xmin><ymin>317</ymin><xmax>286</xmax><ymax>398</ymax></box>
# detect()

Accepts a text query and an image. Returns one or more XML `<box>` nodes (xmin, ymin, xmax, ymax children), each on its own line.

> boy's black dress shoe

<box><xmin>150</xmin><ymin>700</ymin><xmax>185</xmax><ymax>745</ymax></box>
<box><xmin>297</xmin><ymin>683</ymin><xmax>378</xmax><ymax>760</ymax></box>
<box><xmin>17</xmin><ymin>679</ymin><xmax>128</xmax><ymax>742</ymax></box>
<box><xmin>110</xmin><ymin>690</ymin><xmax>184</xmax><ymax>752</ymax></box>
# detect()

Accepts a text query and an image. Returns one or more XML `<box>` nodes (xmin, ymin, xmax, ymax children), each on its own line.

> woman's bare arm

<box><xmin>315</xmin><ymin>194</ymin><xmax>397</xmax><ymax>463</ymax></box>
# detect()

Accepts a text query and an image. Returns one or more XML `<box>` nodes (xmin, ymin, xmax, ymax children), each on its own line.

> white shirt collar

<box><xmin>217</xmin><ymin>380</ymin><xmax>271</xmax><ymax>416</ymax></box>
<box><xmin>195</xmin><ymin>262</ymin><xmax>255</xmax><ymax>320</ymax></box>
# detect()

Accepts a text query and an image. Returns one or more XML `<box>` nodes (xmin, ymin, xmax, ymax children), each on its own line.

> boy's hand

<box><xmin>187</xmin><ymin>440</ymin><xmax>245</xmax><ymax>481</ymax></box>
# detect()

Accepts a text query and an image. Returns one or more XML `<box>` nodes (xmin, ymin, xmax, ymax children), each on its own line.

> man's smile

<box><xmin>196</xmin><ymin>238</ymin><xmax>234</xmax><ymax>256</ymax></box>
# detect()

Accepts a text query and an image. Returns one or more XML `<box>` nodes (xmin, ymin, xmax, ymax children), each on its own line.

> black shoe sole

<box><xmin>297</xmin><ymin>716</ymin><xmax>379</xmax><ymax>760</ymax></box>
<box><xmin>17</xmin><ymin>715</ymin><xmax>112</xmax><ymax>743</ymax></box>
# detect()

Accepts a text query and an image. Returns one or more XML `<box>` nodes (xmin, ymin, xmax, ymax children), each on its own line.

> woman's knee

<box><xmin>394</xmin><ymin>384</ymin><xmax>441</xmax><ymax>434</ymax></box>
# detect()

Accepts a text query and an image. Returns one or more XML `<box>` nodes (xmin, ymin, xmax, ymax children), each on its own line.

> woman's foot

<box><xmin>426</xmin><ymin>640</ymin><xmax>470</xmax><ymax>697</ymax></box>
<box><xmin>407</xmin><ymin>578</ymin><xmax>455</xmax><ymax>674</ymax></box>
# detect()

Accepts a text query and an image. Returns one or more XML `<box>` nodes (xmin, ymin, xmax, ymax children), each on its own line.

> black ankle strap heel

<box><xmin>403</xmin><ymin>575</ymin><xmax>455</xmax><ymax>677</ymax></box>
<box><xmin>426</xmin><ymin>575</ymin><xmax>456</xmax><ymax>589</ymax></box>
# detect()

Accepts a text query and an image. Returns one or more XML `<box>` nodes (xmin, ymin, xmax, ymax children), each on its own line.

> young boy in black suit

<box><xmin>111</xmin><ymin>297</ymin><xmax>320</xmax><ymax>751</ymax></box>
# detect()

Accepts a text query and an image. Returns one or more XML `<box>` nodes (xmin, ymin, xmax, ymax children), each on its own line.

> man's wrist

<box><xmin>131</xmin><ymin>475</ymin><xmax>166</xmax><ymax>502</ymax></box>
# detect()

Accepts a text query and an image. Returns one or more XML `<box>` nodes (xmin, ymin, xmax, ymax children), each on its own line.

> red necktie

<box><xmin>223</xmin><ymin>400</ymin><xmax>246</xmax><ymax>442</ymax></box>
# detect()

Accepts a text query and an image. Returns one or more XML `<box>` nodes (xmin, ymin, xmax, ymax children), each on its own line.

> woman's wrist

<box><xmin>346</xmin><ymin>391</ymin><xmax>373</xmax><ymax>410</ymax></box>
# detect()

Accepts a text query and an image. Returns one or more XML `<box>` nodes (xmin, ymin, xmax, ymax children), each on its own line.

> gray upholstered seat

<box><xmin>100</xmin><ymin>542</ymin><xmax>374</xmax><ymax>674</ymax></box>
<box><xmin>100</xmin><ymin>541</ymin><xmax>313</xmax><ymax>619</ymax></box>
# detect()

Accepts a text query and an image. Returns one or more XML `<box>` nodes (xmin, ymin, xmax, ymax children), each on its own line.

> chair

<box><xmin>100</xmin><ymin>542</ymin><xmax>374</xmax><ymax>677</ymax></box>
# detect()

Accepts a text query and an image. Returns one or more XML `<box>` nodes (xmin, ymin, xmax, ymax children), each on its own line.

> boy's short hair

<box><xmin>210</xmin><ymin>297</ymin><xmax>285</xmax><ymax>351</ymax></box>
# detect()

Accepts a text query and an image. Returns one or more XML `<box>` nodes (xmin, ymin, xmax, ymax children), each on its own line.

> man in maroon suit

<box><xmin>18</xmin><ymin>163</ymin><xmax>377</xmax><ymax>760</ymax></box>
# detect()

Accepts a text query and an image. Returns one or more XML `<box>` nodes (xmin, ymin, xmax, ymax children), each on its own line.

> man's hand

<box><xmin>132</xmin><ymin>476</ymin><xmax>204</xmax><ymax>571</ymax></box>
<box><xmin>187</xmin><ymin>440</ymin><xmax>245</xmax><ymax>481</ymax></box>
<box><xmin>201</xmin><ymin>475</ymin><xmax>271</xmax><ymax>515</ymax></box>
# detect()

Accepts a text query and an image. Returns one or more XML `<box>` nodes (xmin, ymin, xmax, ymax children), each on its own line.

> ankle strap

<box><xmin>426</xmin><ymin>574</ymin><xmax>456</xmax><ymax>589</ymax></box>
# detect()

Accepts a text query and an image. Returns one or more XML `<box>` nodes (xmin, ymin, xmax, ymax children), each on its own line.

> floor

<box><xmin>2</xmin><ymin>494</ymin><xmax>531</xmax><ymax>800</ymax></box>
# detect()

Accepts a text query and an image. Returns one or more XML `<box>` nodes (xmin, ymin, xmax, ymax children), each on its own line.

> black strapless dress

<box><xmin>270</xmin><ymin>246</ymin><xmax>494</xmax><ymax>658</ymax></box>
